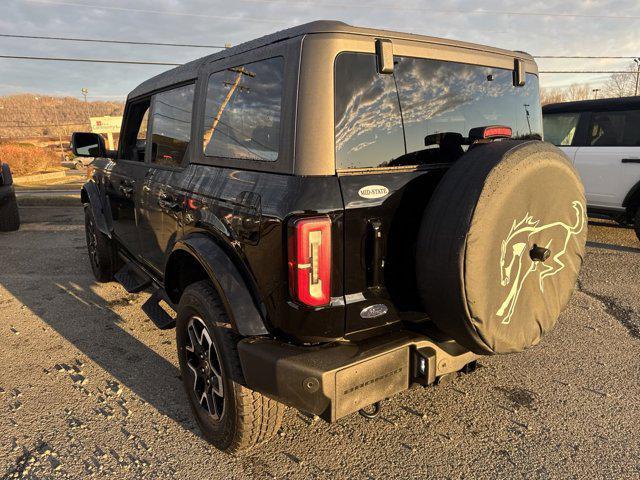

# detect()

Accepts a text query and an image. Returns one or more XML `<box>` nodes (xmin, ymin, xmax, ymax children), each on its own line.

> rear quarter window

<box><xmin>202</xmin><ymin>57</ymin><xmax>283</xmax><ymax>161</ymax></box>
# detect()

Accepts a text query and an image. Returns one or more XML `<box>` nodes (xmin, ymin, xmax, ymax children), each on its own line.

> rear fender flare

<box><xmin>166</xmin><ymin>235</ymin><xmax>269</xmax><ymax>337</ymax></box>
<box><xmin>80</xmin><ymin>181</ymin><xmax>112</xmax><ymax>237</ymax></box>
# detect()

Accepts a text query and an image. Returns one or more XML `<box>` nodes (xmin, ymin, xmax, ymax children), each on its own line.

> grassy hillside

<box><xmin>0</xmin><ymin>94</ymin><xmax>124</xmax><ymax>139</ymax></box>
<box><xmin>0</xmin><ymin>143</ymin><xmax>61</xmax><ymax>176</ymax></box>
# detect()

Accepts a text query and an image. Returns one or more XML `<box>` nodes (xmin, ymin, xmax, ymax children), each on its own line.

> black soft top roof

<box><xmin>543</xmin><ymin>96</ymin><xmax>640</xmax><ymax>114</ymax></box>
<box><xmin>127</xmin><ymin>20</ymin><xmax>532</xmax><ymax>100</ymax></box>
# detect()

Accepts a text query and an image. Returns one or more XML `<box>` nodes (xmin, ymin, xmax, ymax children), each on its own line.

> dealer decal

<box><xmin>358</xmin><ymin>185</ymin><xmax>389</xmax><ymax>199</ymax></box>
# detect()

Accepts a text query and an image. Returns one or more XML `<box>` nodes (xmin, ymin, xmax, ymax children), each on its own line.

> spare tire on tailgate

<box><xmin>416</xmin><ymin>140</ymin><xmax>587</xmax><ymax>355</ymax></box>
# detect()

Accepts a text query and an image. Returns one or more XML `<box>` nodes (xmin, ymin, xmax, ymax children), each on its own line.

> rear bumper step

<box><xmin>238</xmin><ymin>330</ymin><xmax>478</xmax><ymax>422</ymax></box>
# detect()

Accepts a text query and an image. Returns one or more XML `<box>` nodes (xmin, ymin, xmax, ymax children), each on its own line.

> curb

<box><xmin>17</xmin><ymin>195</ymin><xmax>80</xmax><ymax>207</ymax></box>
<box><xmin>14</xmin><ymin>170</ymin><xmax>69</xmax><ymax>183</ymax></box>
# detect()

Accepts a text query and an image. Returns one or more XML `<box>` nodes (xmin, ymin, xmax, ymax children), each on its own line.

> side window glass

<box><xmin>149</xmin><ymin>84</ymin><xmax>195</xmax><ymax>167</ymax></box>
<box><xmin>120</xmin><ymin>100</ymin><xmax>150</xmax><ymax>162</ymax></box>
<box><xmin>334</xmin><ymin>52</ymin><xmax>404</xmax><ymax>170</ymax></box>
<box><xmin>203</xmin><ymin>57</ymin><xmax>283</xmax><ymax>161</ymax></box>
<box><xmin>543</xmin><ymin>113</ymin><xmax>580</xmax><ymax>146</ymax></box>
<box><xmin>588</xmin><ymin>110</ymin><xmax>640</xmax><ymax>146</ymax></box>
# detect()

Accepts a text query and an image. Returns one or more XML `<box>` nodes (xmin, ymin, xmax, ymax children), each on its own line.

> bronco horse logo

<box><xmin>497</xmin><ymin>201</ymin><xmax>586</xmax><ymax>325</ymax></box>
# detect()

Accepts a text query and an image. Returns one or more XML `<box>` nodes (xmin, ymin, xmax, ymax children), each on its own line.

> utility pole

<box><xmin>634</xmin><ymin>58</ymin><xmax>640</xmax><ymax>96</ymax></box>
<box><xmin>81</xmin><ymin>88</ymin><xmax>89</xmax><ymax>124</ymax></box>
<box><xmin>523</xmin><ymin>104</ymin><xmax>532</xmax><ymax>135</ymax></box>
<box><xmin>52</xmin><ymin>102</ymin><xmax>65</xmax><ymax>162</ymax></box>
<box><xmin>592</xmin><ymin>88</ymin><xmax>600</xmax><ymax>99</ymax></box>
<box><xmin>202</xmin><ymin>66</ymin><xmax>255</xmax><ymax>147</ymax></box>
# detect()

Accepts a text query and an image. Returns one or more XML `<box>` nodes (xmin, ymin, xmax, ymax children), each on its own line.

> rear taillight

<box><xmin>288</xmin><ymin>216</ymin><xmax>332</xmax><ymax>307</ymax></box>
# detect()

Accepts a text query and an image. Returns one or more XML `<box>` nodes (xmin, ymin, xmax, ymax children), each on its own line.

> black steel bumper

<box><xmin>238</xmin><ymin>330</ymin><xmax>478</xmax><ymax>422</ymax></box>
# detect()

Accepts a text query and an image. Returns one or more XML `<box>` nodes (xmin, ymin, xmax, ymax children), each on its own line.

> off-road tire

<box><xmin>176</xmin><ymin>280</ymin><xmax>284</xmax><ymax>453</ymax></box>
<box><xmin>84</xmin><ymin>206</ymin><xmax>117</xmax><ymax>282</ymax></box>
<box><xmin>0</xmin><ymin>192</ymin><xmax>20</xmax><ymax>232</ymax></box>
<box><xmin>634</xmin><ymin>208</ymin><xmax>640</xmax><ymax>242</ymax></box>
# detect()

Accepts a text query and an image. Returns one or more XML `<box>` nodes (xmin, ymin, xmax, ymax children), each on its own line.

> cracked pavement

<box><xmin>1</xmin><ymin>207</ymin><xmax>639</xmax><ymax>479</ymax></box>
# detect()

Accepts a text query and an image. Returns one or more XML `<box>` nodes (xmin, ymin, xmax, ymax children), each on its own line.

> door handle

<box><xmin>621</xmin><ymin>158</ymin><xmax>640</xmax><ymax>164</ymax></box>
<box><xmin>366</xmin><ymin>219</ymin><xmax>384</xmax><ymax>288</ymax></box>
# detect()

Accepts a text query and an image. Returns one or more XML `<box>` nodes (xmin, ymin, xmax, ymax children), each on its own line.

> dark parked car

<box><xmin>71</xmin><ymin>21</ymin><xmax>587</xmax><ymax>452</ymax></box>
<box><xmin>0</xmin><ymin>162</ymin><xmax>20</xmax><ymax>232</ymax></box>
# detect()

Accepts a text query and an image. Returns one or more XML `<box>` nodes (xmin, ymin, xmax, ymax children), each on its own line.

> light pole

<box><xmin>592</xmin><ymin>88</ymin><xmax>600</xmax><ymax>99</ymax></box>
<box><xmin>634</xmin><ymin>58</ymin><xmax>640</xmax><ymax>96</ymax></box>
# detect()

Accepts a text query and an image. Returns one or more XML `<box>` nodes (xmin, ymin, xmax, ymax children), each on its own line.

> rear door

<box><xmin>138</xmin><ymin>83</ymin><xmax>196</xmax><ymax>275</ymax></box>
<box><xmin>573</xmin><ymin>109</ymin><xmax>640</xmax><ymax>209</ymax></box>
<box><xmin>334</xmin><ymin>52</ymin><xmax>543</xmax><ymax>336</ymax></box>
<box><xmin>105</xmin><ymin>99</ymin><xmax>151</xmax><ymax>259</ymax></box>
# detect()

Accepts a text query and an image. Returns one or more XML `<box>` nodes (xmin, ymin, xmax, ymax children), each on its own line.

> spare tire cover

<box><xmin>416</xmin><ymin>140</ymin><xmax>587</xmax><ymax>355</ymax></box>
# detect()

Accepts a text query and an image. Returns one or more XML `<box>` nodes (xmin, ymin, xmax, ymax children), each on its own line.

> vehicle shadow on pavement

<box><xmin>586</xmin><ymin>241</ymin><xmax>640</xmax><ymax>254</ymax></box>
<box><xmin>587</xmin><ymin>219</ymin><xmax>631</xmax><ymax>229</ymax></box>
<box><xmin>0</xmin><ymin>207</ymin><xmax>203</xmax><ymax>438</ymax></box>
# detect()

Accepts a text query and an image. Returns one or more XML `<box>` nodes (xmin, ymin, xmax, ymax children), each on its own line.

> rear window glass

<box><xmin>335</xmin><ymin>52</ymin><xmax>543</xmax><ymax>170</ymax></box>
<box><xmin>203</xmin><ymin>57</ymin><xmax>283</xmax><ymax>161</ymax></box>
<box><xmin>588</xmin><ymin>110</ymin><xmax>640</xmax><ymax>146</ymax></box>
<box><xmin>543</xmin><ymin>113</ymin><xmax>581</xmax><ymax>146</ymax></box>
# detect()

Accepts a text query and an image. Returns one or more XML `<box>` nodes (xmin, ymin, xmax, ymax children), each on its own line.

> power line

<box><xmin>24</xmin><ymin>0</ymin><xmax>640</xmax><ymax>21</ymax></box>
<box><xmin>0</xmin><ymin>54</ymin><xmax>180</xmax><ymax>66</ymax></box>
<box><xmin>24</xmin><ymin>0</ymin><xmax>285</xmax><ymax>25</ymax></box>
<box><xmin>0</xmin><ymin>34</ymin><xmax>636</xmax><ymax>60</ymax></box>
<box><xmin>3</xmin><ymin>53</ymin><xmax>640</xmax><ymax>75</ymax></box>
<box><xmin>0</xmin><ymin>33</ymin><xmax>227</xmax><ymax>49</ymax></box>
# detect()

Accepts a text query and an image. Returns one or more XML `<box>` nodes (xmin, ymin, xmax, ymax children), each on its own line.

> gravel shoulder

<box><xmin>0</xmin><ymin>207</ymin><xmax>639</xmax><ymax>479</ymax></box>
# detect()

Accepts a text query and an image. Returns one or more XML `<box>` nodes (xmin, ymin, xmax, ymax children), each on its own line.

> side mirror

<box><xmin>71</xmin><ymin>132</ymin><xmax>106</xmax><ymax>157</ymax></box>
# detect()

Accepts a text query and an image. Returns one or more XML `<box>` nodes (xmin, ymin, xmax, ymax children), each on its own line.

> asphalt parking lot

<box><xmin>1</xmin><ymin>206</ymin><xmax>639</xmax><ymax>479</ymax></box>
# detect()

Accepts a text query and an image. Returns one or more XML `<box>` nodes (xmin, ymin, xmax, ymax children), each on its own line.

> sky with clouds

<box><xmin>0</xmin><ymin>0</ymin><xmax>639</xmax><ymax>101</ymax></box>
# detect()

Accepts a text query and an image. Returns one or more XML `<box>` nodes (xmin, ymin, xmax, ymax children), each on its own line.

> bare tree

<box><xmin>566</xmin><ymin>83</ymin><xmax>592</xmax><ymax>102</ymax></box>
<box><xmin>540</xmin><ymin>83</ymin><xmax>592</xmax><ymax>105</ymax></box>
<box><xmin>540</xmin><ymin>87</ymin><xmax>566</xmax><ymax>106</ymax></box>
<box><xmin>603</xmin><ymin>62</ymin><xmax>637</xmax><ymax>98</ymax></box>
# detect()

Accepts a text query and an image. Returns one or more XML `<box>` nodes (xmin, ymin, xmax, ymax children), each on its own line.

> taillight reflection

<box><xmin>288</xmin><ymin>216</ymin><xmax>332</xmax><ymax>307</ymax></box>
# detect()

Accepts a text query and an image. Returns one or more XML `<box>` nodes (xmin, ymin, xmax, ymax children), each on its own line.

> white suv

<box><xmin>543</xmin><ymin>97</ymin><xmax>640</xmax><ymax>241</ymax></box>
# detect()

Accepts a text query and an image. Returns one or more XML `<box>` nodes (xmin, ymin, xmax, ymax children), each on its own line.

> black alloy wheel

<box><xmin>85</xmin><ymin>213</ymin><xmax>100</xmax><ymax>272</ymax></box>
<box><xmin>184</xmin><ymin>315</ymin><xmax>225</xmax><ymax>420</ymax></box>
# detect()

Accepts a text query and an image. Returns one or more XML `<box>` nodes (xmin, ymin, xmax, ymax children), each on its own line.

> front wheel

<box><xmin>634</xmin><ymin>208</ymin><xmax>640</xmax><ymax>242</ymax></box>
<box><xmin>84</xmin><ymin>206</ymin><xmax>117</xmax><ymax>282</ymax></box>
<box><xmin>176</xmin><ymin>280</ymin><xmax>284</xmax><ymax>453</ymax></box>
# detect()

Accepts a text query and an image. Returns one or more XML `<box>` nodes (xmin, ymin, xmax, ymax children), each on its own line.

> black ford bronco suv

<box><xmin>71</xmin><ymin>21</ymin><xmax>587</xmax><ymax>452</ymax></box>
